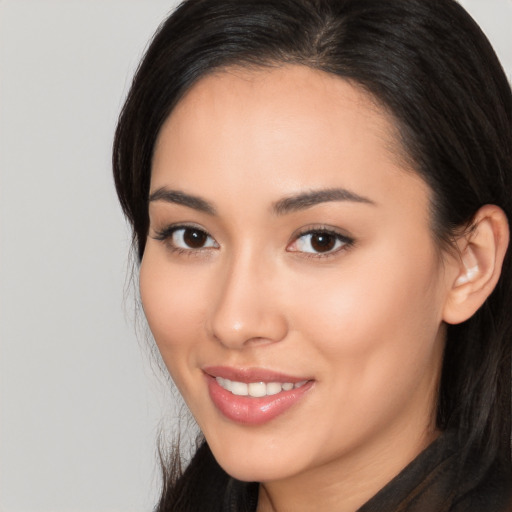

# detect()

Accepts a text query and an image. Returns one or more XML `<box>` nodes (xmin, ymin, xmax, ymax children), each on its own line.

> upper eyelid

<box><xmin>152</xmin><ymin>224</ymin><xmax>219</xmax><ymax>253</ymax></box>
<box><xmin>291</xmin><ymin>229</ymin><xmax>353</xmax><ymax>245</ymax></box>
<box><xmin>291</xmin><ymin>225</ymin><xmax>353</xmax><ymax>241</ymax></box>
<box><xmin>151</xmin><ymin>224</ymin><xmax>349</xmax><ymax>237</ymax></box>
<box><xmin>151</xmin><ymin>222</ymin><xmax>211</xmax><ymax>238</ymax></box>
<box><xmin>287</xmin><ymin>227</ymin><xmax>355</xmax><ymax>255</ymax></box>
<box><xmin>151</xmin><ymin>223</ymin><xmax>354</xmax><ymax>250</ymax></box>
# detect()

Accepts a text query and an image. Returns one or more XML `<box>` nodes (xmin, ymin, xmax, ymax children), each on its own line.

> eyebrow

<box><xmin>148</xmin><ymin>186</ymin><xmax>375</xmax><ymax>216</ymax></box>
<box><xmin>272</xmin><ymin>188</ymin><xmax>375</xmax><ymax>215</ymax></box>
<box><xmin>148</xmin><ymin>187</ymin><xmax>216</xmax><ymax>215</ymax></box>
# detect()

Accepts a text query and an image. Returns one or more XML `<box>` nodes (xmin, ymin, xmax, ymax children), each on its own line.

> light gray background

<box><xmin>0</xmin><ymin>1</ymin><xmax>511</xmax><ymax>511</ymax></box>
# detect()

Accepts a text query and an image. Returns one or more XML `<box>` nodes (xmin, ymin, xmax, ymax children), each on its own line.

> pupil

<box><xmin>184</xmin><ymin>229</ymin><xmax>207</xmax><ymax>248</ymax></box>
<box><xmin>311</xmin><ymin>233</ymin><xmax>335</xmax><ymax>252</ymax></box>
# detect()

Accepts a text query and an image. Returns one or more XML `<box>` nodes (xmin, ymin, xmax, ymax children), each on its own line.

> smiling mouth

<box><xmin>202</xmin><ymin>366</ymin><xmax>315</xmax><ymax>426</ymax></box>
<box><xmin>204</xmin><ymin>367</ymin><xmax>314</xmax><ymax>424</ymax></box>
<box><xmin>215</xmin><ymin>377</ymin><xmax>308</xmax><ymax>397</ymax></box>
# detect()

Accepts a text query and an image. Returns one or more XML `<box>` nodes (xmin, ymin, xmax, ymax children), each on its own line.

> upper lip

<box><xmin>203</xmin><ymin>365</ymin><xmax>312</xmax><ymax>383</ymax></box>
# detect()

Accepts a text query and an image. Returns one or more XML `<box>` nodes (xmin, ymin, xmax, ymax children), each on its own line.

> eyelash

<box><xmin>287</xmin><ymin>227</ymin><xmax>355</xmax><ymax>258</ymax></box>
<box><xmin>152</xmin><ymin>224</ymin><xmax>218</xmax><ymax>257</ymax></box>
<box><xmin>152</xmin><ymin>224</ymin><xmax>354</xmax><ymax>259</ymax></box>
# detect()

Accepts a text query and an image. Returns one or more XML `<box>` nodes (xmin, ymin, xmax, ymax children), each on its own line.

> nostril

<box><xmin>209</xmin><ymin>310</ymin><xmax>288</xmax><ymax>349</ymax></box>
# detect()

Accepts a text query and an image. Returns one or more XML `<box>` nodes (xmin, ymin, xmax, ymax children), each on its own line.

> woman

<box><xmin>113</xmin><ymin>0</ymin><xmax>512</xmax><ymax>510</ymax></box>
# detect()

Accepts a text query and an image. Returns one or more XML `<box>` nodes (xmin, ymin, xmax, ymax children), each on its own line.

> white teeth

<box><xmin>217</xmin><ymin>377</ymin><xmax>232</xmax><ymax>392</ymax></box>
<box><xmin>231</xmin><ymin>381</ymin><xmax>248</xmax><ymax>396</ymax></box>
<box><xmin>215</xmin><ymin>377</ymin><xmax>307</xmax><ymax>397</ymax></box>
<box><xmin>248</xmin><ymin>382</ymin><xmax>267</xmax><ymax>397</ymax></box>
<box><xmin>266</xmin><ymin>382</ymin><xmax>282</xmax><ymax>395</ymax></box>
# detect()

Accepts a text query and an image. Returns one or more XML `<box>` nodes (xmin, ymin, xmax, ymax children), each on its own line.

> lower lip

<box><xmin>206</xmin><ymin>375</ymin><xmax>313</xmax><ymax>425</ymax></box>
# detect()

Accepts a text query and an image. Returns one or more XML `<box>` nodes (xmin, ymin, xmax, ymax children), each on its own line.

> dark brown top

<box><xmin>222</xmin><ymin>432</ymin><xmax>512</xmax><ymax>512</ymax></box>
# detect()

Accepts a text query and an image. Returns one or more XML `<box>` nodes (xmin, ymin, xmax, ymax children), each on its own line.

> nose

<box><xmin>207</xmin><ymin>251</ymin><xmax>288</xmax><ymax>349</ymax></box>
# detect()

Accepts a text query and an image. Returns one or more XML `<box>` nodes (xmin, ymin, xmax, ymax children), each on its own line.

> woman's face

<box><xmin>141</xmin><ymin>66</ymin><xmax>454</xmax><ymax>484</ymax></box>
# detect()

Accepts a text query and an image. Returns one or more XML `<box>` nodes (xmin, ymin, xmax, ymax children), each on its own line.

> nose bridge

<box><xmin>209</xmin><ymin>244</ymin><xmax>287</xmax><ymax>348</ymax></box>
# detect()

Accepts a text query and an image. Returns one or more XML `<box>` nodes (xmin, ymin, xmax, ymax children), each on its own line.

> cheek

<box><xmin>288</xmin><ymin>237</ymin><xmax>444</xmax><ymax>372</ymax></box>
<box><xmin>139</xmin><ymin>247</ymin><xmax>209</xmax><ymax>367</ymax></box>
<box><xmin>282</xmin><ymin>242</ymin><xmax>445</xmax><ymax>443</ymax></box>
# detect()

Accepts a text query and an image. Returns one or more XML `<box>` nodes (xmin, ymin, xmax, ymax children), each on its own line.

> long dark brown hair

<box><xmin>113</xmin><ymin>1</ymin><xmax>512</xmax><ymax>509</ymax></box>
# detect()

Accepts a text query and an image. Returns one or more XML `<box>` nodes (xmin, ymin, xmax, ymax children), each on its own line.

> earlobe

<box><xmin>442</xmin><ymin>205</ymin><xmax>509</xmax><ymax>325</ymax></box>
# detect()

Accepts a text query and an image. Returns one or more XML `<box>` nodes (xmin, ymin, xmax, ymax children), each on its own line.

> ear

<box><xmin>443</xmin><ymin>205</ymin><xmax>509</xmax><ymax>325</ymax></box>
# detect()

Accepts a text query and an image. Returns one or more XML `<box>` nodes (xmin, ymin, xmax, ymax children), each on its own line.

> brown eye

<box><xmin>168</xmin><ymin>227</ymin><xmax>219</xmax><ymax>250</ymax></box>
<box><xmin>287</xmin><ymin>229</ymin><xmax>352</xmax><ymax>256</ymax></box>
<box><xmin>310</xmin><ymin>233</ymin><xmax>336</xmax><ymax>252</ymax></box>
<box><xmin>183</xmin><ymin>228</ymin><xmax>208</xmax><ymax>248</ymax></box>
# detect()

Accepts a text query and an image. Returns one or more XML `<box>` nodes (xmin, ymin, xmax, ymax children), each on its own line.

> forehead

<box><xmin>151</xmin><ymin>65</ymin><xmax>428</xmax><ymax>215</ymax></box>
<box><xmin>155</xmin><ymin>65</ymin><xmax>402</xmax><ymax>165</ymax></box>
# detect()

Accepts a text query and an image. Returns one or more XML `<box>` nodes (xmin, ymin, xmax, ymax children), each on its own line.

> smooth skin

<box><xmin>140</xmin><ymin>65</ymin><xmax>509</xmax><ymax>512</ymax></box>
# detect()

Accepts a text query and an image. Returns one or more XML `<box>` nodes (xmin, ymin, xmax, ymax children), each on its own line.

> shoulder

<box><xmin>451</xmin><ymin>455</ymin><xmax>512</xmax><ymax>512</ymax></box>
<box><xmin>358</xmin><ymin>432</ymin><xmax>511</xmax><ymax>512</ymax></box>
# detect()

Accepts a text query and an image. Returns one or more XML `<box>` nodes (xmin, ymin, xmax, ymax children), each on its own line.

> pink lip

<box><xmin>204</xmin><ymin>365</ymin><xmax>310</xmax><ymax>384</ymax></box>
<box><xmin>203</xmin><ymin>366</ymin><xmax>314</xmax><ymax>425</ymax></box>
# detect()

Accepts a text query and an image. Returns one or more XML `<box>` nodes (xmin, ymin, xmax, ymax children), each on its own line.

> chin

<box><xmin>206</xmin><ymin>433</ymin><xmax>308</xmax><ymax>483</ymax></box>
<box><xmin>215</xmin><ymin>455</ymin><xmax>294</xmax><ymax>483</ymax></box>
